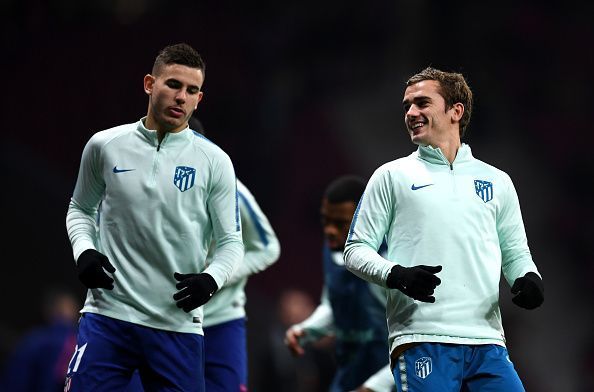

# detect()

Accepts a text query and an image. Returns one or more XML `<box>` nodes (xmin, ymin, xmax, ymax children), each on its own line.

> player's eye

<box><xmin>166</xmin><ymin>80</ymin><xmax>181</xmax><ymax>89</ymax></box>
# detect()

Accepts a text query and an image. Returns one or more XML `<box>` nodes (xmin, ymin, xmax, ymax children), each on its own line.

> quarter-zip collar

<box><xmin>416</xmin><ymin>143</ymin><xmax>474</xmax><ymax>167</ymax></box>
<box><xmin>136</xmin><ymin>117</ymin><xmax>193</xmax><ymax>150</ymax></box>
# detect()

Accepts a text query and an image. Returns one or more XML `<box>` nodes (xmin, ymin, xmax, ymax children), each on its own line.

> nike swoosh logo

<box><xmin>411</xmin><ymin>183</ymin><xmax>434</xmax><ymax>190</ymax></box>
<box><xmin>113</xmin><ymin>166</ymin><xmax>136</xmax><ymax>173</ymax></box>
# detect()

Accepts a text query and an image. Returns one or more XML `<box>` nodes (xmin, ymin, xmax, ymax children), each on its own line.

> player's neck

<box><xmin>432</xmin><ymin>138</ymin><xmax>461</xmax><ymax>164</ymax></box>
<box><xmin>144</xmin><ymin>116</ymin><xmax>183</xmax><ymax>144</ymax></box>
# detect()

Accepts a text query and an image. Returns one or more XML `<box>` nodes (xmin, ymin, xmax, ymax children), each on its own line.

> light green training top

<box><xmin>344</xmin><ymin>144</ymin><xmax>540</xmax><ymax>355</ymax></box>
<box><xmin>202</xmin><ymin>179</ymin><xmax>280</xmax><ymax>327</ymax></box>
<box><xmin>66</xmin><ymin>118</ymin><xmax>244</xmax><ymax>334</ymax></box>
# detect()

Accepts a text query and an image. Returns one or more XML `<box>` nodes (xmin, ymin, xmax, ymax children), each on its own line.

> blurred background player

<box><xmin>0</xmin><ymin>287</ymin><xmax>79</xmax><ymax>391</ymax></box>
<box><xmin>285</xmin><ymin>175</ymin><xmax>395</xmax><ymax>392</ymax></box>
<box><xmin>254</xmin><ymin>289</ymin><xmax>336</xmax><ymax>392</ymax></box>
<box><xmin>191</xmin><ymin>116</ymin><xmax>282</xmax><ymax>391</ymax></box>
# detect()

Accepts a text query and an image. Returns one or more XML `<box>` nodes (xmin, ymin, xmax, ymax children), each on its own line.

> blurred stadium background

<box><xmin>1</xmin><ymin>1</ymin><xmax>593</xmax><ymax>390</ymax></box>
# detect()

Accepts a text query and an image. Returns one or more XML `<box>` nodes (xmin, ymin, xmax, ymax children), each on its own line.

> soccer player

<box><xmin>189</xmin><ymin>117</ymin><xmax>282</xmax><ymax>392</ymax></box>
<box><xmin>203</xmin><ymin>178</ymin><xmax>280</xmax><ymax>391</ymax></box>
<box><xmin>344</xmin><ymin>67</ymin><xmax>544</xmax><ymax>391</ymax></box>
<box><xmin>285</xmin><ymin>176</ymin><xmax>396</xmax><ymax>392</ymax></box>
<box><xmin>65</xmin><ymin>43</ymin><xmax>243</xmax><ymax>391</ymax></box>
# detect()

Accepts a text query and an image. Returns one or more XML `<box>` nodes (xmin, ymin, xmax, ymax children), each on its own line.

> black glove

<box><xmin>173</xmin><ymin>272</ymin><xmax>218</xmax><ymax>312</ymax></box>
<box><xmin>511</xmin><ymin>272</ymin><xmax>544</xmax><ymax>310</ymax></box>
<box><xmin>77</xmin><ymin>249</ymin><xmax>116</xmax><ymax>289</ymax></box>
<box><xmin>387</xmin><ymin>264</ymin><xmax>442</xmax><ymax>303</ymax></box>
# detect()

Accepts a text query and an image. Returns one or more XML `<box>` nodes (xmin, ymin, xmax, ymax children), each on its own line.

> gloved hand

<box><xmin>173</xmin><ymin>272</ymin><xmax>218</xmax><ymax>312</ymax></box>
<box><xmin>77</xmin><ymin>249</ymin><xmax>116</xmax><ymax>289</ymax></box>
<box><xmin>387</xmin><ymin>264</ymin><xmax>442</xmax><ymax>303</ymax></box>
<box><xmin>511</xmin><ymin>272</ymin><xmax>544</xmax><ymax>309</ymax></box>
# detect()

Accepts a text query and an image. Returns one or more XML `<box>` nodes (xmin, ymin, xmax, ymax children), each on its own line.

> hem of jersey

<box><xmin>203</xmin><ymin>316</ymin><xmax>246</xmax><ymax>330</ymax></box>
<box><xmin>390</xmin><ymin>334</ymin><xmax>505</xmax><ymax>353</ymax></box>
<box><xmin>202</xmin><ymin>309</ymin><xmax>246</xmax><ymax>328</ymax></box>
<box><xmin>80</xmin><ymin>307</ymin><xmax>203</xmax><ymax>335</ymax></box>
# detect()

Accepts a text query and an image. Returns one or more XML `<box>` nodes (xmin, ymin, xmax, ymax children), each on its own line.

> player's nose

<box><xmin>175</xmin><ymin>90</ymin><xmax>187</xmax><ymax>103</ymax></box>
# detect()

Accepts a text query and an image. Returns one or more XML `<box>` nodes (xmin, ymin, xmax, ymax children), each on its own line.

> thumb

<box><xmin>174</xmin><ymin>272</ymin><xmax>186</xmax><ymax>281</ymax></box>
<box><xmin>420</xmin><ymin>265</ymin><xmax>442</xmax><ymax>274</ymax></box>
<box><xmin>511</xmin><ymin>295</ymin><xmax>523</xmax><ymax>307</ymax></box>
<box><xmin>100</xmin><ymin>256</ymin><xmax>116</xmax><ymax>273</ymax></box>
<box><xmin>511</xmin><ymin>277</ymin><xmax>525</xmax><ymax>294</ymax></box>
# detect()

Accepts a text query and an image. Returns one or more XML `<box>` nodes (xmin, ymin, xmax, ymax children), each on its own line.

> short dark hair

<box><xmin>406</xmin><ymin>67</ymin><xmax>473</xmax><ymax>137</ymax></box>
<box><xmin>152</xmin><ymin>43</ymin><xmax>206</xmax><ymax>76</ymax></box>
<box><xmin>324</xmin><ymin>175</ymin><xmax>366</xmax><ymax>204</ymax></box>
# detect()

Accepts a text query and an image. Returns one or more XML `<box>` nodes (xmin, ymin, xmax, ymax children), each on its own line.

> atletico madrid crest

<box><xmin>474</xmin><ymin>179</ymin><xmax>493</xmax><ymax>203</ymax></box>
<box><xmin>174</xmin><ymin>166</ymin><xmax>196</xmax><ymax>192</ymax></box>
<box><xmin>415</xmin><ymin>356</ymin><xmax>432</xmax><ymax>379</ymax></box>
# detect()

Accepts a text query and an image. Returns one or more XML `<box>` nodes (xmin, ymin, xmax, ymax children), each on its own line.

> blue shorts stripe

<box><xmin>396</xmin><ymin>353</ymin><xmax>409</xmax><ymax>392</ymax></box>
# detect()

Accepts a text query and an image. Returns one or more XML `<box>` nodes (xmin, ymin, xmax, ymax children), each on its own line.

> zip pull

<box><xmin>157</xmin><ymin>132</ymin><xmax>167</xmax><ymax>151</ymax></box>
<box><xmin>450</xmin><ymin>163</ymin><xmax>453</xmax><ymax>170</ymax></box>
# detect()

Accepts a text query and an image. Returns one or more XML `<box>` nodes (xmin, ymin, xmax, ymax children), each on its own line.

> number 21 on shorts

<box><xmin>67</xmin><ymin>343</ymin><xmax>88</xmax><ymax>374</ymax></box>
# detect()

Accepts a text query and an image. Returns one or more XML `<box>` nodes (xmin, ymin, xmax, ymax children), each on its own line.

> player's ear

<box><xmin>144</xmin><ymin>74</ymin><xmax>155</xmax><ymax>95</ymax></box>
<box><xmin>195</xmin><ymin>91</ymin><xmax>204</xmax><ymax>109</ymax></box>
<box><xmin>450</xmin><ymin>102</ymin><xmax>464</xmax><ymax>123</ymax></box>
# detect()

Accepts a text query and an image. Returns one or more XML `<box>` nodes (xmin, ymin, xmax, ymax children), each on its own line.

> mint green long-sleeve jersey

<box><xmin>66</xmin><ymin>119</ymin><xmax>244</xmax><ymax>334</ymax></box>
<box><xmin>344</xmin><ymin>144</ymin><xmax>540</xmax><ymax>355</ymax></box>
<box><xmin>202</xmin><ymin>179</ymin><xmax>280</xmax><ymax>327</ymax></box>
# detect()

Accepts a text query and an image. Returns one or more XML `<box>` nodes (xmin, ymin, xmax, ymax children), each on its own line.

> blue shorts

<box><xmin>64</xmin><ymin>312</ymin><xmax>205</xmax><ymax>392</ymax></box>
<box><xmin>392</xmin><ymin>343</ymin><xmax>525</xmax><ymax>392</ymax></box>
<box><xmin>204</xmin><ymin>318</ymin><xmax>248</xmax><ymax>392</ymax></box>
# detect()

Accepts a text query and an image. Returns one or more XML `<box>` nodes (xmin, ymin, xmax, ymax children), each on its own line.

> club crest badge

<box><xmin>174</xmin><ymin>166</ymin><xmax>196</xmax><ymax>192</ymax></box>
<box><xmin>474</xmin><ymin>179</ymin><xmax>493</xmax><ymax>203</ymax></box>
<box><xmin>415</xmin><ymin>356</ymin><xmax>432</xmax><ymax>379</ymax></box>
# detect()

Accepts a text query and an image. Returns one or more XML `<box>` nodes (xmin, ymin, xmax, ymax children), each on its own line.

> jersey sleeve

<box><xmin>344</xmin><ymin>166</ymin><xmax>396</xmax><ymax>287</ymax></box>
<box><xmin>224</xmin><ymin>180</ymin><xmax>280</xmax><ymax>285</ymax></box>
<box><xmin>497</xmin><ymin>174</ymin><xmax>541</xmax><ymax>285</ymax></box>
<box><xmin>293</xmin><ymin>286</ymin><xmax>335</xmax><ymax>342</ymax></box>
<box><xmin>202</xmin><ymin>155</ymin><xmax>244</xmax><ymax>289</ymax></box>
<box><xmin>66</xmin><ymin>135</ymin><xmax>106</xmax><ymax>261</ymax></box>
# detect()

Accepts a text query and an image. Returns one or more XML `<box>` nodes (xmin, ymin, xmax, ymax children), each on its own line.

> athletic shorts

<box><xmin>64</xmin><ymin>312</ymin><xmax>205</xmax><ymax>392</ymax></box>
<box><xmin>204</xmin><ymin>317</ymin><xmax>248</xmax><ymax>392</ymax></box>
<box><xmin>392</xmin><ymin>343</ymin><xmax>525</xmax><ymax>392</ymax></box>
